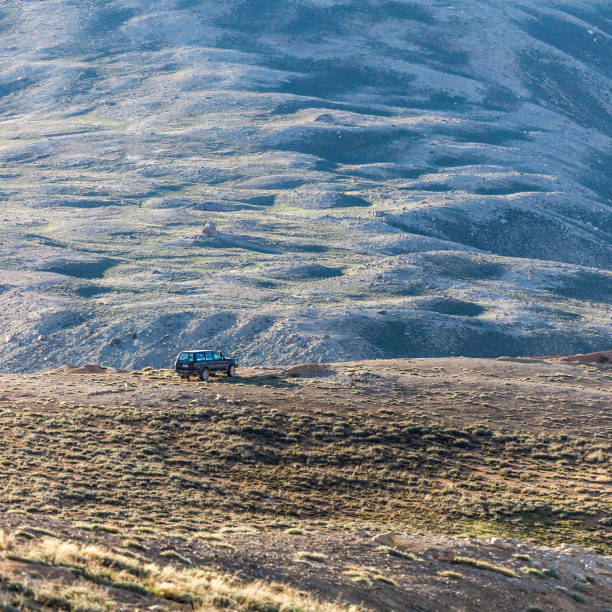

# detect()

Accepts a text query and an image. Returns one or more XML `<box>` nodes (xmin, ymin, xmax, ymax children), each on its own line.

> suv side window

<box><xmin>195</xmin><ymin>353</ymin><xmax>205</xmax><ymax>362</ymax></box>
<box><xmin>213</xmin><ymin>352</ymin><xmax>221</xmax><ymax>360</ymax></box>
<box><xmin>205</xmin><ymin>352</ymin><xmax>215</xmax><ymax>361</ymax></box>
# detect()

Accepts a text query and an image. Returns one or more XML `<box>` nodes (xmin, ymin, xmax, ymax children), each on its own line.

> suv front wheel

<box><xmin>200</xmin><ymin>368</ymin><xmax>210</xmax><ymax>382</ymax></box>
<box><xmin>227</xmin><ymin>364</ymin><xmax>236</xmax><ymax>377</ymax></box>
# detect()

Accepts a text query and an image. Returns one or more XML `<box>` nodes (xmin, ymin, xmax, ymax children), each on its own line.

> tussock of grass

<box><xmin>451</xmin><ymin>556</ymin><xmax>519</xmax><ymax>578</ymax></box>
<box><xmin>437</xmin><ymin>570</ymin><xmax>463</xmax><ymax>579</ymax></box>
<box><xmin>211</xmin><ymin>542</ymin><xmax>236</xmax><ymax>551</ymax></box>
<box><xmin>521</xmin><ymin>567</ymin><xmax>559</xmax><ymax>579</ymax></box>
<box><xmin>556</xmin><ymin>586</ymin><xmax>587</xmax><ymax>603</ymax></box>
<box><xmin>344</xmin><ymin>565</ymin><xmax>397</xmax><ymax>587</ymax></box>
<box><xmin>16</xmin><ymin>526</ymin><xmax>57</xmax><ymax>539</ymax></box>
<box><xmin>122</xmin><ymin>538</ymin><xmax>147</xmax><ymax>551</ymax></box>
<box><xmin>97</xmin><ymin>525</ymin><xmax>123</xmax><ymax>535</ymax></box>
<box><xmin>295</xmin><ymin>551</ymin><xmax>328</xmax><ymax>563</ymax></box>
<box><xmin>377</xmin><ymin>546</ymin><xmax>423</xmax><ymax>562</ymax></box>
<box><xmin>193</xmin><ymin>532</ymin><xmax>224</xmax><ymax>541</ymax></box>
<box><xmin>284</xmin><ymin>527</ymin><xmax>305</xmax><ymax>535</ymax></box>
<box><xmin>219</xmin><ymin>526</ymin><xmax>258</xmax><ymax>535</ymax></box>
<box><xmin>133</xmin><ymin>526</ymin><xmax>156</xmax><ymax>534</ymax></box>
<box><xmin>160</xmin><ymin>549</ymin><xmax>191</xmax><ymax>564</ymax></box>
<box><xmin>73</xmin><ymin>523</ymin><xmax>122</xmax><ymax>536</ymax></box>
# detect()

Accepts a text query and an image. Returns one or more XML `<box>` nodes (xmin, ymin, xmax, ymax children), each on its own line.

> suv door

<box><xmin>205</xmin><ymin>351</ymin><xmax>218</xmax><ymax>372</ymax></box>
<box><xmin>195</xmin><ymin>352</ymin><xmax>206</xmax><ymax>371</ymax></box>
<box><xmin>213</xmin><ymin>351</ymin><xmax>224</xmax><ymax>372</ymax></box>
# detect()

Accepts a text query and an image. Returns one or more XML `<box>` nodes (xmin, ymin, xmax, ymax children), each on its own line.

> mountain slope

<box><xmin>0</xmin><ymin>0</ymin><xmax>610</xmax><ymax>370</ymax></box>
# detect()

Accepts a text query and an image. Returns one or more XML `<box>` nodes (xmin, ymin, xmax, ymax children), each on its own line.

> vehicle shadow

<box><xmin>204</xmin><ymin>375</ymin><xmax>300</xmax><ymax>389</ymax></box>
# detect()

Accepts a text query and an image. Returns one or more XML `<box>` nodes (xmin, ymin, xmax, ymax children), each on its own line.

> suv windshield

<box><xmin>177</xmin><ymin>352</ymin><xmax>194</xmax><ymax>364</ymax></box>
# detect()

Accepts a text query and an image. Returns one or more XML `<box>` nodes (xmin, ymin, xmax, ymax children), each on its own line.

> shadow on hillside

<box><xmin>212</xmin><ymin>375</ymin><xmax>300</xmax><ymax>389</ymax></box>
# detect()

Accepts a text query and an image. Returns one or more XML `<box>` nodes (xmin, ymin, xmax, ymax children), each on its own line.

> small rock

<box><xmin>202</xmin><ymin>221</ymin><xmax>217</xmax><ymax>237</ymax></box>
<box><xmin>426</xmin><ymin>548</ymin><xmax>455</xmax><ymax>562</ymax></box>
<box><xmin>108</xmin><ymin>338</ymin><xmax>121</xmax><ymax>347</ymax></box>
<box><xmin>314</xmin><ymin>113</ymin><xmax>336</xmax><ymax>123</ymax></box>
<box><xmin>372</xmin><ymin>532</ymin><xmax>397</xmax><ymax>547</ymax></box>
<box><xmin>36</xmin><ymin>335</ymin><xmax>45</xmax><ymax>342</ymax></box>
<box><xmin>490</xmin><ymin>537</ymin><xmax>512</xmax><ymax>550</ymax></box>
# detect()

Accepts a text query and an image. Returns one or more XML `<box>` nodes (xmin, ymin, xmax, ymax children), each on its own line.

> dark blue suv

<box><xmin>175</xmin><ymin>349</ymin><xmax>237</xmax><ymax>381</ymax></box>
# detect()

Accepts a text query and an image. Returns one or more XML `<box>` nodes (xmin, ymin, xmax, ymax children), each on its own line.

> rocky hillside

<box><xmin>0</xmin><ymin>0</ymin><xmax>611</xmax><ymax>370</ymax></box>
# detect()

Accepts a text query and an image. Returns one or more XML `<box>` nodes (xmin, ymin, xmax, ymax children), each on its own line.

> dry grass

<box><xmin>437</xmin><ymin>570</ymin><xmax>463</xmax><ymax>580</ymax></box>
<box><xmin>377</xmin><ymin>546</ymin><xmax>423</xmax><ymax>562</ymax></box>
<box><xmin>520</xmin><ymin>567</ymin><xmax>559</xmax><ymax>579</ymax></box>
<box><xmin>295</xmin><ymin>551</ymin><xmax>328</xmax><ymax>563</ymax></box>
<box><xmin>1</xmin><ymin>532</ymin><xmax>362</xmax><ymax>612</ymax></box>
<box><xmin>451</xmin><ymin>556</ymin><xmax>520</xmax><ymax>578</ymax></box>
<box><xmin>344</xmin><ymin>566</ymin><xmax>397</xmax><ymax>587</ymax></box>
<box><xmin>0</xmin><ymin>581</ymin><xmax>116</xmax><ymax>612</ymax></box>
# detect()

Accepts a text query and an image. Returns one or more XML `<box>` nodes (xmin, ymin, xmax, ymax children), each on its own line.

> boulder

<box><xmin>490</xmin><ymin>537</ymin><xmax>512</xmax><ymax>550</ymax></box>
<box><xmin>372</xmin><ymin>532</ymin><xmax>397</xmax><ymax>547</ymax></box>
<box><xmin>425</xmin><ymin>548</ymin><xmax>456</xmax><ymax>562</ymax></box>
<box><xmin>202</xmin><ymin>222</ymin><xmax>217</xmax><ymax>237</ymax></box>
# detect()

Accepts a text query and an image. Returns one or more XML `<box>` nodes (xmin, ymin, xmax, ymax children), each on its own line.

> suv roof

<box><xmin>181</xmin><ymin>349</ymin><xmax>218</xmax><ymax>353</ymax></box>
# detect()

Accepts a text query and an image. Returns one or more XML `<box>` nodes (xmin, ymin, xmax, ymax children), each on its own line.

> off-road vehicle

<box><xmin>175</xmin><ymin>349</ymin><xmax>237</xmax><ymax>381</ymax></box>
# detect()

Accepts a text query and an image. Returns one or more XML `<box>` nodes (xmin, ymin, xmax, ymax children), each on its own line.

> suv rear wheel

<box><xmin>227</xmin><ymin>364</ymin><xmax>236</xmax><ymax>377</ymax></box>
<box><xmin>200</xmin><ymin>368</ymin><xmax>209</xmax><ymax>382</ymax></box>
